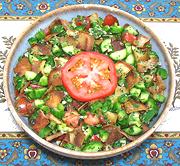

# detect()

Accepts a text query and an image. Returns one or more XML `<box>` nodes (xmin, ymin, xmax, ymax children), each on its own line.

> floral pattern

<box><xmin>146</xmin><ymin>144</ymin><xmax>162</xmax><ymax>160</ymax></box>
<box><xmin>16</xmin><ymin>3</ymin><xmax>24</xmax><ymax>10</ymax></box>
<box><xmin>36</xmin><ymin>2</ymin><xmax>50</xmax><ymax>13</ymax></box>
<box><xmin>132</xmin><ymin>4</ymin><xmax>146</xmax><ymax>14</ymax></box>
<box><xmin>0</xmin><ymin>137</ymin><xmax>178</xmax><ymax>165</ymax></box>
<box><xmin>24</xmin><ymin>144</ymin><xmax>41</xmax><ymax>160</ymax></box>
<box><xmin>0</xmin><ymin>149</ymin><xmax>8</xmax><ymax>160</ymax></box>
<box><xmin>0</xmin><ymin>0</ymin><xmax>179</xmax><ymax>18</ymax></box>
<box><xmin>12</xmin><ymin>141</ymin><xmax>21</xmax><ymax>148</ymax></box>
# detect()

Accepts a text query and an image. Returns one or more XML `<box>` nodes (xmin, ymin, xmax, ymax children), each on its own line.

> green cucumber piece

<box><xmin>109</xmin><ymin>49</ymin><xmax>127</xmax><ymax>61</ymax></box>
<box><xmin>43</xmin><ymin>64</ymin><xmax>52</xmax><ymax>75</ymax></box>
<box><xmin>50</xmin><ymin>108</ymin><xmax>65</xmax><ymax>119</ymax></box>
<box><xmin>154</xmin><ymin>94</ymin><xmax>166</xmax><ymax>103</ymax></box>
<box><xmin>34</xmin><ymin>99</ymin><xmax>45</xmax><ymax>108</ymax></box>
<box><xmin>82</xmin><ymin>141</ymin><xmax>103</xmax><ymax>152</ymax></box>
<box><xmin>52</xmin><ymin>45</ymin><xmax>61</xmax><ymax>55</ymax></box>
<box><xmin>100</xmin><ymin>39</ymin><xmax>112</xmax><ymax>53</ymax></box>
<box><xmin>139</xmin><ymin>91</ymin><xmax>150</xmax><ymax>103</ymax></box>
<box><xmin>25</xmin><ymin>87</ymin><xmax>47</xmax><ymax>99</ymax></box>
<box><xmin>125</xmin><ymin>44</ymin><xmax>132</xmax><ymax>56</ymax></box>
<box><xmin>82</xmin><ymin>125</ymin><xmax>93</xmax><ymax>140</ymax></box>
<box><xmin>25</xmin><ymin>71</ymin><xmax>37</xmax><ymax>81</ymax></box>
<box><xmin>124</xmin><ymin>25</ymin><xmax>138</xmax><ymax>35</ymax></box>
<box><xmin>62</xmin><ymin>45</ymin><xmax>75</xmax><ymax>55</ymax></box>
<box><xmin>38</xmin><ymin>127</ymin><xmax>51</xmax><ymax>138</ymax></box>
<box><xmin>39</xmin><ymin>75</ymin><xmax>48</xmax><ymax>86</ymax></box>
<box><xmin>130</xmin><ymin>87</ymin><xmax>141</xmax><ymax>98</ymax></box>
<box><xmin>123</xmin><ymin>126</ymin><xmax>142</xmax><ymax>136</ymax></box>
<box><xmin>142</xmin><ymin>109</ymin><xmax>158</xmax><ymax>124</ymax></box>
<box><xmin>157</xmin><ymin>68</ymin><xmax>168</xmax><ymax>80</ymax></box>
<box><xmin>28</xmin><ymin>37</ymin><xmax>38</xmax><ymax>46</ymax></box>
<box><xmin>35</xmin><ymin>30</ymin><xmax>45</xmax><ymax>41</ymax></box>
<box><xmin>135</xmin><ymin>82</ymin><xmax>146</xmax><ymax>90</ymax></box>
<box><xmin>99</xmin><ymin>130</ymin><xmax>109</xmax><ymax>142</ymax></box>
<box><xmin>125</xmin><ymin>54</ymin><xmax>135</xmax><ymax>65</ymax></box>
<box><xmin>28</xmin><ymin>54</ymin><xmax>39</xmax><ymax>64</ymax></box>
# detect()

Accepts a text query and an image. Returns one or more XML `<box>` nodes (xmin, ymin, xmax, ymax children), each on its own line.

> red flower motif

<box><xmin>36</xmin><ymin>2</ymin><xmax>50</xmax><ymax>13</ymax></box>
<box><xmin>132</xmin><ymin>4</ymin><xmax>146</xmax><ymax>14</ymax></box>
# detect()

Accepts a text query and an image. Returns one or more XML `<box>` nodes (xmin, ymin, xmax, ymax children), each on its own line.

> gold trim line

<box><xmin>0</xmin><ymin>132</ymin><xmax>179</xmax><ymax>139</ymax></box>
<box><xmin>0</xmin><ymin>16</ymin><xmax>180</xmax><ymax>22</ymax></box>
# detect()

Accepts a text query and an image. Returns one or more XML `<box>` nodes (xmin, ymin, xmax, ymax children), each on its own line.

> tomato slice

<box><xmin>122</xmin><ymin>32</ymin><xmax>137</xmax><ymax>44</ymax></box>
<box><xmin>103</xmin><ymin>14</ymin><xmax>118</xmax><ymax>26</ymax></box>
<box><xmin>61</xmin><ymin>52</ymin><xmax>117</xmax><ymax>102</ymax></box>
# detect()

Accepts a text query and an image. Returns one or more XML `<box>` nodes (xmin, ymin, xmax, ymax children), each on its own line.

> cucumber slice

<box><xmin>25</xmin><ymin>71</ymin><xmax>37</xmax><ymax>81</ymax></box>
<box><xmin>28</xmin><ymin>54</ymin><xmax>39</xmax><ymax>64</ymax></box>
<box><xmin>43</xmin><ymin>64</ymin><xmax>52</xmax><ymax>75</ymax></box>
<box><xmin>125</xmin><ymin>25</ymin><xmax>138</xmax><ymax>35</ymax></box>
<box><xmin>52</xmin><ymin>45</ymin><xmax>61</xmax><ymax>55</ymax></box>
<box><xmin>130</xmin><ymin>88</ymin><xmax>141</xmax><ymax>98</ymax></box>
<box><xmin>34</xmin><ymin>99</ymin><xmax>45</xmax><ymax>108</ymax></box>
<box><xmin>109</xmin><ymin>49</ymin><xmax>127</xmax><ymax>61</ymax></box>
<box><xmin>139</xmin><ymin>91</ymin><xmax>150</xmax><ymax>103</ymax></box>
<box><xmin>100</xmin><ymin>39</ymin><xmax>112</xmax><ymax>53</ymax></box>
<box><xmin>39</xmin><ymin>75</ymin><xmax>48</xmax><ymax>86</ymax></box>
<box><xmin>135</xmin><ymin>82</ymin><xmax>146</xmax><ymax>90</ymax></box>
<box><xmin>125</xmin><ymin>45</ymin><xmax>132</xmax><ymax>56</ymax></box>
<box><xmin>125</xmin><ymin>54</ymin><xmax>135</xmax><ymax>65</ymax></box>
<box><xmin>62</xmin><ymin>45</ymin><xmax>75</xmax><ymax>55</ymax></box>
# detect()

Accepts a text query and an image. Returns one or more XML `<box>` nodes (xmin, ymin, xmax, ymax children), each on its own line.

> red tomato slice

<box><xmin>122</xmin><ymin>32</ymin><xmax>137</xmax><ymax>44</ymax></box>
<box><xmin>61</xmin><ymin>52</ymin><xmax>117</xmax><ymax>102</ymax></box>
<box><xmin>103</xmin><ymin>14</ymin><xmax>118</xmax><ymax>26</ymax></box>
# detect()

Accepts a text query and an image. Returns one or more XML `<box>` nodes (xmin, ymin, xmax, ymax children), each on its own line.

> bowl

<box><xmin>3</xmin><ymin>4</ymin><xmax>175</xmax><ymax>159</ymax></box>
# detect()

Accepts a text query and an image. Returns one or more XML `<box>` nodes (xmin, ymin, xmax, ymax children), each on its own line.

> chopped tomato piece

<box><xmin>61</xmin><ymin>52</ymin><xmax>117</xmax><ymax>101</ymax></box>
<box><xmin>84</xmin><ymin>112</ymin><xmax>100</xmax><ymax>126</ymax></box>
<box><xmin>103</xmin><ymin>14</ymin><xmax>118</xmax><ymax>26</ymax></box>
<box><xmin>122</xmin><ymin>32</ymin><xmax>137</xmax><ymax>44</ymax></box>
<box><xmin>91</xmin><ymin>135</ymin><xmax>101</xmax><ymax>142</ymax></box>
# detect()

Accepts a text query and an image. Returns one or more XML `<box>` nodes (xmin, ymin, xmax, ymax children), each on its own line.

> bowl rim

<box><xmin>3</xmin><ymin>4</ymin><xmax>175</xmax><ymax>159</ymax></box>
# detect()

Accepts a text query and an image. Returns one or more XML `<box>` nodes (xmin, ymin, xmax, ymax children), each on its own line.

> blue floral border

<box><xmin>0</xmin><ymin>133</ymin><xmax>179</xmax><ymax>165</ymax></box>
<box><xmin>0</xmin><ymin>0</ymin><xmax>179</xmax><ymax>18</ymax></box>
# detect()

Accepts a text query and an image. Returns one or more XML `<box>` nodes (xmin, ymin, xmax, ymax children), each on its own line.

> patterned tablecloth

<box><xmin>0</xmin><ymin>1</ymin><xmax>180</xmax><ymax>165</ymax></box>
